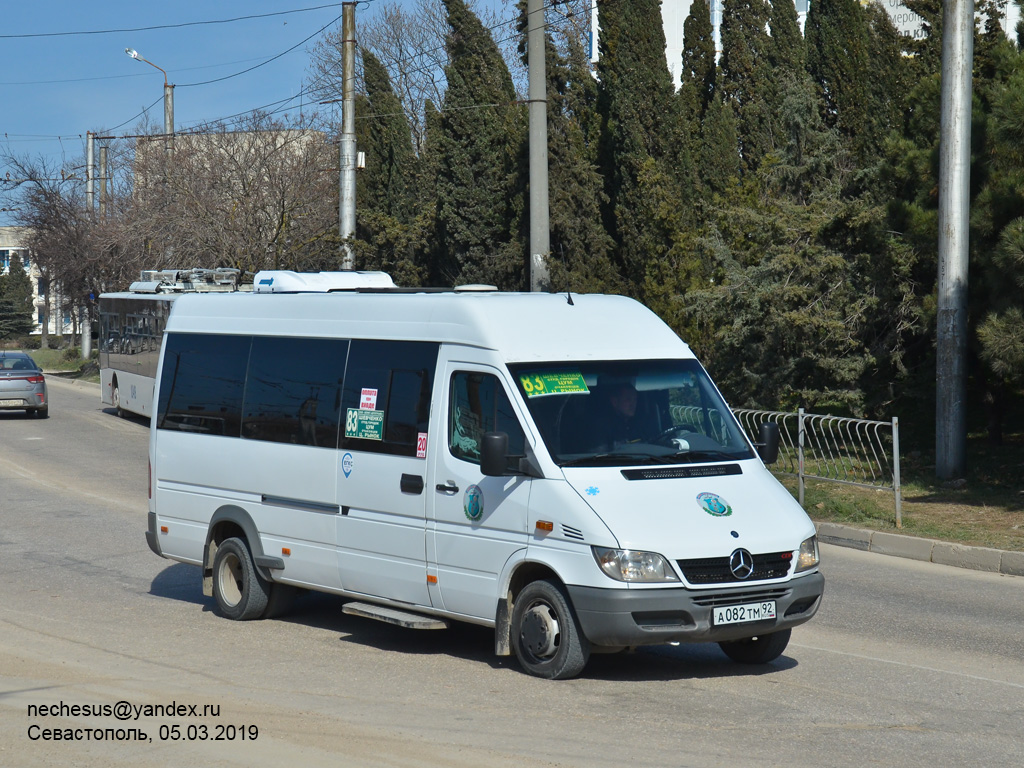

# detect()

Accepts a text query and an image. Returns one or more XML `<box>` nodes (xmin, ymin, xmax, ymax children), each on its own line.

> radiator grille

<box><xmin>678</xmin><ymin>551</ymin><xmax>792</xmax><ymax>585</ymax></box>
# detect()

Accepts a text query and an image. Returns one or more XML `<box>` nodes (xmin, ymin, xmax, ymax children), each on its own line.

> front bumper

<box><xmin>567</xmin><ymin>571</ymin><xmax>824</xmax><ymax>647</ymax></box>
<box><xmin>145</xmin><ymin>511</ymin><xmax>165</xmax><ymax>558</ymax></box>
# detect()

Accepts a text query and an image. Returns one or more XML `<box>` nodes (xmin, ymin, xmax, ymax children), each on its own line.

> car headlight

<box><xmin>795</xmin><ymin>535</ymin><xmax>819</xmax><ymax>572</ymax></box>
<box><xmin>592</xmin><ymin>547</ymin><xmax>680</xmax><ymax>583</ymax></box>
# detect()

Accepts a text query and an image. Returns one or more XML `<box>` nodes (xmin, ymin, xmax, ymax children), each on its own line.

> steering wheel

<box><xmin>651</xmin><ymin>423</ymin><xmax>698</xmax><ymax>445</ymax></box>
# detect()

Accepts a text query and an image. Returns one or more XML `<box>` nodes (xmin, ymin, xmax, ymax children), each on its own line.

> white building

<box><xmin>0</xmin><ymin>226</ymin><xmax>76</xmax><ymax>338</ymax></box>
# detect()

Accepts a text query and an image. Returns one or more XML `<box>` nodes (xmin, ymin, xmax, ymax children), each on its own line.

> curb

<box><xmin>816</xmin><ymin>522</ymin><xmax>1024</xmax><ymax>577</ymax></box>
<box><xmin>44</xmin><ymin>373</ymin><xmax>101</xmax><ymax>391</ymax></box>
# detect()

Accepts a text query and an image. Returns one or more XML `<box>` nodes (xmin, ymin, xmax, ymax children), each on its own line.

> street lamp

<box><xmin>125</xmin><ymin>47</ymin><xmax>174</xmax><ymax>160</ymax></box>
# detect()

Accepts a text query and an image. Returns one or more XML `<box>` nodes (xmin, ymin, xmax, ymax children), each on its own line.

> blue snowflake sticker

<box><xmin>585</xmin><ymin>486</ymin><xmax>600</xmax><ymax>496</ymax></box>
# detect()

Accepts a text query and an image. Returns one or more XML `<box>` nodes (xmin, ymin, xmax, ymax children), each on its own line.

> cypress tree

<box><xmin>596</xmin><ymin>0</ymin><xmax>692</xmax><ymax>289</ymax></box>
<box><xmin>434</xmin><ymin>0</ymin><xmax>525</xmax><ymax>289</ymax></box>
<box><xmin>679</xmin><ymin>0</ymin><xmax>716</xmax><ymax>134</ymax></box>
<box><xmin>764</xmin><ymin>0</ymin><xmax>809</xmax><ymax>165</ymax></box>
<box><xmin>698</xmin><ymin>91</ymin><xmax>741</xmax><ymax>196</ymax></box>
<box><xmin>358</xmin><ymin>49</ymin><xmax>416</xmax><ymax>223</ymax></box>
<box><xmin>719</xmin><ymin>0</ymin><xmax>773</xmax><ymax>170</ymax></box>
<box><xmin>767</xmin><ymin>0</ymin><xmax>805</xmax><ymax>76</ymax></box>
<box><xmin>349</xmin><ymin>49</ymin><xmax>427</xmax><ymax>284</ymax></box>
<box><xmin>538</xmin><ymin>21</ymin><xmax>619</xmax><ymax>293</ymax></box>
<box><xmin>805</xmin><ymin>0</ymin><xmax>873</xmax><ymax>160</ymax></box>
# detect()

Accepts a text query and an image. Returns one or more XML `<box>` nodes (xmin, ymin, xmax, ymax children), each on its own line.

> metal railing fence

<box><xmin>733</xmin><ymin>408</ymin><xmax>902</xmax><ymax>527</ymax></box>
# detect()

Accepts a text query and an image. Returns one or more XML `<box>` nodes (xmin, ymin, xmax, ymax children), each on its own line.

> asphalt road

<box><xmin>0</xmin><ymin>376</ymin><xmax>1021</xmax><ymax>767</ymax></box>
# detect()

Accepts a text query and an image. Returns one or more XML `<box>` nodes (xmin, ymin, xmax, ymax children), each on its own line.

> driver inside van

<box><xmin>604</xmin><ymin>381</ymin><xmax>645</xmax><ymax>444</ymax></box>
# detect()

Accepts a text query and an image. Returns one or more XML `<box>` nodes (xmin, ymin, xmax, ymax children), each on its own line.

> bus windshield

<box><xmin>508</xmin><ymin>360</ymin><xmax>754</xmax><ymax>467</ymax></box>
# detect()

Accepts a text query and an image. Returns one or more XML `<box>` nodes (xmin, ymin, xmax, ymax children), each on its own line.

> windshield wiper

<box><xmin>668</xmin><ymin>449</ymin><xmax>742</xmax><ymax>463</ymax></box>
<box><xmin>561</xmin><ymin>452</ymin><xmax>670</xmax><ymax>467</ymax></box>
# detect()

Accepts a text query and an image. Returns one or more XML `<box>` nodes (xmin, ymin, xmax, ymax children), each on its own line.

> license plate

<box><xmin>713</xmin><ymin>601</ymin><xmax>776</xmax><ymax>625</ymax></box>
<box><xmin>0</xmin><ymin>399</ymin><xmax>25</xmax><ymax>406</ymax></box>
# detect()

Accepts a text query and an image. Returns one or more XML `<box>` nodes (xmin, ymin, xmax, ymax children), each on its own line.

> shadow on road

<box><xmin>148</xmin><ymin>566</ymin><xmax>798</xmax><ymax>682</ymax></box>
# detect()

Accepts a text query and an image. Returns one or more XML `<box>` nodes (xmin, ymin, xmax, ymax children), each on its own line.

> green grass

<box><xmin>26</xmin><ymin>348</ymin><xmax>101</xmax><ymax>383</ymax></box>
<box><xmin>776</xmin><ymin>430</ymin><xmax>1024</xmax><ymax>551</ymax></box>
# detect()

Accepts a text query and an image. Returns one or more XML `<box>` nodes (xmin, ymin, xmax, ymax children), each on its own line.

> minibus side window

<box><xmin>449</xmin><ymin>372</ymin><xmax>525</xmax><ymax>471</ymax></box>
<box><xmin>241</xmin><ymin>336</ymin><xmax>349</xmax><ymax>448</ymax></box>
<box><xmin>157</xmin><ymin>333</ymin><xmax>251</xmax><ymax>437</ymax></box>
<box><xmin>339</xmin><ymin>340</ymin><xmax>439</xmax><ymax>457</ymax></box>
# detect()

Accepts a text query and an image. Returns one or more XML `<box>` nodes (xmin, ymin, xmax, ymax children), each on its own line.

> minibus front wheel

<box><xmin>212</xmin><ymin>537</ymin><xmax>271</xmax><ymax>620</ymax></box>
<box><xmin>511</xmin><ymin>579</ymin><xmax>590</xmax><ymax>680</ymax></box>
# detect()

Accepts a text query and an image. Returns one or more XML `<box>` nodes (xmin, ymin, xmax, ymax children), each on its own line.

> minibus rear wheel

<box><xmin>212</xmin><ymin>537</ymin><xmax>270</xmax><ymax>620</ymax></box>
<box><xmin>718</xmin><ymin>628</ymin><xmax>791</xmax><ymax>664</ymax></box>
<box><xmin>511</xmin><ymin>579</ymin><xmax>590</xmax><ymax>680</ymax></box>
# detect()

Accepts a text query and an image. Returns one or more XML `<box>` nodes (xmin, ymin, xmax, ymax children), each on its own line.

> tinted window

<box><xmin>449</xmin><ymin>372</ymin><xmax>526</xmax><ymax>471</ymax></box>
<box><xmin>157</xmin><ymin>333</ymin><xmax>250</xmax><ymax>437</ymax></box>
<box><xmin>339</xmin><ymin>340</ymin><xmax>438</xmax><ymax>457</ymax></box>
<box><xmin>241</xmin><ymin>336</ymin><xmax>348</xmax><ymax>448</ymax></box>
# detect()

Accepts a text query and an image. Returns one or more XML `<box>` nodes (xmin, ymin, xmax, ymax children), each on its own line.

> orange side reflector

<box><xmin>282</xmin><ymin>547</ymin><xmax>291</xmax><ymax>556</ymax></box>
<box><xmin>535</xmin><ymin>520</ymin><xmax>554</xmax><ymax>532</ymax></box>
<box><xmin>160</xmin><ymin>526</ymin><xmax>168</xmax><ymax>534</ymax></box>
<box><xmin>426</xmin><ymin>574</ymin><xmax>438</xmax><ymax>584</ymax></box>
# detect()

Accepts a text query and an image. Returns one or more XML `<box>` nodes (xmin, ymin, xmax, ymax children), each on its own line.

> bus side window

<box><xmin>449</xmin><ymin>372</ymin><xmax>525</xmax><ymax>471</ymax></box>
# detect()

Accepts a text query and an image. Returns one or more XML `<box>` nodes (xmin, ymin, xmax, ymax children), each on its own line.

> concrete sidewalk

<box><xmin>816</xmin><ymin>521</ymin><xmax>1024</xmax><ymax>577</ymax></box>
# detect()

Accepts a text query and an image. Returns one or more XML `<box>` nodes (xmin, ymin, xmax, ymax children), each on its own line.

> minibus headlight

<box><xmin>796</xmin><ymin>536</ymin><xmax>819</xmax><ymax>572</ymax></box>
<box><xmin>592</xmin><ymin>547</ymin><xmax>680</xmax><ymax>583</ymax></box>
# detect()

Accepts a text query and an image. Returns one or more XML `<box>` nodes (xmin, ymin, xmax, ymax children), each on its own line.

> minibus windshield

<box><xmin>509</xmin><ymin>360</ymin><xmax>755</xmax><ymax>467</ymax></box>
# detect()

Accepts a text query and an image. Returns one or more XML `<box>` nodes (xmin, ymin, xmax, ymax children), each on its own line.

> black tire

<box><xmin>34</xmin><ymin>406</ymin><xmax>48</xmax><ymax>419</ymax></box>
<box><xmin>718</xmin><ymin>628</ymin><xmax>791</xmax><ymax>664</ymax></box>
<box><xmin>511</xmin><ymin>579</ymin><xmax>590</xmax><ymax>680</ymax></box>
<box><xmin>212</xmin><ymin>537</ymin><xmax>270</xmax><ymax>620</ymax></box>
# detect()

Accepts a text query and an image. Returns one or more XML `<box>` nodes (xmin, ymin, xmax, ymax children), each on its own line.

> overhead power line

<box><xmin>0</xmin><ymin>3</ymin><xmax>348</xmax><ymax>40</ymax></box>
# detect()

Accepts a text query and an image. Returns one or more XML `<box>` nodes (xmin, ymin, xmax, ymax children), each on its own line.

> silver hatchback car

<box><xmin>0</xmin><ymin>351</ymin><xmax>48</xmax><ymax>418</ymax></box>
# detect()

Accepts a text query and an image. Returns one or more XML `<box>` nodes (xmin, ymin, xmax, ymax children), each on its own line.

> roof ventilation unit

<box><xmin>252</xmin><ymin>270</ymin><xmax>395</xmax><ymax>293</ymax></box>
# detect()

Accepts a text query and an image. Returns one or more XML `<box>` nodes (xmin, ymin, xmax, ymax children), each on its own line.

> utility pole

<box><xmin>339</xmin><ymin>1</ymin><xmax>357</xmax><ymax>269</ymax></box>
<box><xmin>164</xmin><ymin>81</ymin><xmax>175</xmax><ymax>162</ymax></box>
<box><xmin>527</xmin><ymin>0</ymin><xmax>550</xmax><ymax>292</ymax></box>
<box><xmin>99</xmin><ymin>144</ymin><xmax>108</xmax><ymax>219</ymax></box>
<box><xmin>935</xmin><ymin>0</ymin><xmax>974</xmax><ymax>480</ymax></box>
<box><xmin>86</xmin><ymin>131</ymin><xmax>95</xmax><ymax>214</ymax></box>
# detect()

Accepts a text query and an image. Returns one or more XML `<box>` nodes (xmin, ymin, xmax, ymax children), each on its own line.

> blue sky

<box><xmin>0</xmin><ymin>0</ymin><xmax>518</xmax><ymax>226</ymax></box>
<box><xmin>0</xmin><ymin>2</ymin><xmax>373</xmax><ymax>224</ymax></box>
<box><xmin>1</xmin><ymin>2</ymin><xmax>349</xmax><ymax>154</ymax></box>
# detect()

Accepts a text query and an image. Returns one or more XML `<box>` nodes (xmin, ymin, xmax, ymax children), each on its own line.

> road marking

<box><xmin>793</xmin><ymin>642</ymin><xmax>1024</xmax><ymax>689</ymax></box>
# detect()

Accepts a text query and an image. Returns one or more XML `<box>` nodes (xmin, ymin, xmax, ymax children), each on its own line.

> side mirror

<box><xmin>756</xmin><ymin>422</ymin><xmax>780</xmax><ymax>465</ymax></box>
<box><xmin>481</xmin><ymin>431</ymin><xmax>510</xmax><ymax>477</ymax></box>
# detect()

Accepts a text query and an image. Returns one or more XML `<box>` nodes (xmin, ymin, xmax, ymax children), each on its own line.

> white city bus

<box><xmin>99</xmin><ymin>269</ymin><xmax>249</xmax><ymax>417</ymax></box>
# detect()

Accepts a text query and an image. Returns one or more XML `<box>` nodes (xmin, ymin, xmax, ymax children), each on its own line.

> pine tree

<box><xmin>0</xmin><ymin>254</ymin><xmax>35</xmax><ymax>340</ymax></box>
<box><xmin>434</xmin><ymin>0</ymin><xmax>526</xmax><ymax>289</ymax></box>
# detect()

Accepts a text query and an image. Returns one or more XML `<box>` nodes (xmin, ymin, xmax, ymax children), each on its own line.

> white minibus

<box><xmin>146</xmin><ymin>274</ymin><xmax>823</xmax><ymax>679</ymax></box>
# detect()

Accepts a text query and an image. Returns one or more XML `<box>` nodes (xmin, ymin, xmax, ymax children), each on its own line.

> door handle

<box><xmin>435</xmin><ymin>482</ymin><xmax>459</xmax><ymax>494</ymax></box>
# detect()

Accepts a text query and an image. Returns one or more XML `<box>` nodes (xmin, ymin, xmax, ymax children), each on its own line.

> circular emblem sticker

<box><xmin>464</xmin><ymin>484</ymin><xmax>484</xmax><ymax>521</ymax></box>
<box><xmin>697</xmin><ymin>492</ymin><xmax>732</xmax><ymax>517</ymax></box>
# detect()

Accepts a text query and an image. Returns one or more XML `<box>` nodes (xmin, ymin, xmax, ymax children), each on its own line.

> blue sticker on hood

<box><xmin>697</xmin><ymin>492</ymin><xmax>732</xmax><ymax>517</ymax></box>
